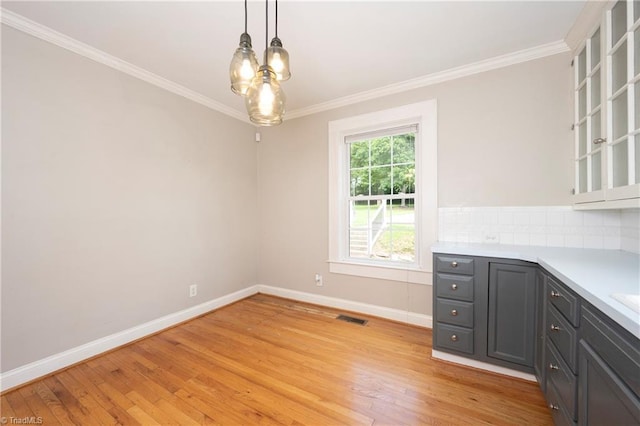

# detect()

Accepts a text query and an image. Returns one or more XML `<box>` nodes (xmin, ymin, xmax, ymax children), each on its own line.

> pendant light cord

<box><xmin>275</xmin><ymin>0</ymin><xmax>278</xmax><ymax>38</ymax></box>
<box><xmin>264</xmin><ymin>0</ymin><xmax>269</xmax><ymax>64</ymax></box>
<box><xmin>244</xmin><ymin>0</ymin><xmax>248</xmax><ymax>34</ymax></box>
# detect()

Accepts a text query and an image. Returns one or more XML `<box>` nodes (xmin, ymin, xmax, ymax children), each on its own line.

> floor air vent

<box><xmin>336</xmin><ymin>314</ymin><xmax>368</xmax><ymax>326</ymax></box>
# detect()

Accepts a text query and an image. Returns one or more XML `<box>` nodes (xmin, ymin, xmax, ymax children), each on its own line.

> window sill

<box><xmin>328</xmin><ymin>260</ymin><xmax>432</xmax><ymax>285</ymax></box>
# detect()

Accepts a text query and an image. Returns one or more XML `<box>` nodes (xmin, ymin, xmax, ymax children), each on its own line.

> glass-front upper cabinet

<box><xmin>573</xmin><ymin>0</ymin><xmax>640</xmax><ymax>208</ymax></box>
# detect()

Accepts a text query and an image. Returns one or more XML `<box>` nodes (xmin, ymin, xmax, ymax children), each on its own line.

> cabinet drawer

<box><xmin>548</xmin><ymin>276</ymin><xmax>580</xmax><ymax>327</ymax></box>
<box><xmin>435</xmin><ymin>274</ymin><xmax>474</xmax><ymax>302</ymax></box>
<box><xmin>547</xmin><ymin>305</ymin><xmax>578</xmax><ymax>373</ymax></box>
<box><xmin>546</xmin><ymin>382</ymin><xmax>576</xmax><ymax>426</ymax></box>
<box><xmin>546</xmin><ymin>338</ymin><xmax>577</xmax><ymax>420</ymax></box>
<box><xmin>436</xmin><ymin>298</ymin><xmax>473</xmax><ymax>328</ymax></box>
<box><xmin>435</xmin><ymin>324</ymin><xmax>474</xmax><ymax>354</ymax></box>
<box><xmin>435</xmin><ymin>256</ymin><xmax>474</xmax><ymax>275</ymax></box>
<box><xmin>581</xmin><ymin>305</ymin><xmax>640</xmax><ymax>399</ymax></box>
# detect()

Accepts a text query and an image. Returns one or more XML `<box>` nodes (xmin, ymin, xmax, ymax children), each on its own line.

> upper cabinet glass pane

<box><xmin>612</xmin><ymin>139</ymin><xmax>629</xmax><ymax>187</ymax></box>
<box><xmin>611</xmin><ymin>1</ymin><xmax>628</xmax><ymax>46</ymax></box>
<box><xmin>612</xmin><ymin>91</ymin><xmax>629</xmax><ymax>139</ymax></box>
<box><xmin>592</xmin><ymin>110</ymin><xmax>602</xmax><ymax>141</ymax></box>
<box><xmin>635</xmin><ymin>84</ymin><xmax>640</xmax><ymax>131</ymax></box>
<box><xmin>612</xmin><ymin>41</ymin><xmax>628</xmax><ymax>92</ymax></box>
<box><xmin>592</xmin><ymin>69</ymin><xmax>601</xmax><ymax>108</ymax></box>
<box><xmin>578</xmin><ymin>48</ymin><xmax>587</xmax><ymax>83</ymax></box>
<box><xmin>635</xmin><ymin>28</ymin><xmax>640</xmax><ymax>77</ymax></box>
<box><xmin>635</xmin><ymin>0</ymin><xmax>640</xmax><ymax>23</ymax></box>
<box><xmin>579</xmin><ymin>121</ymin><xmax>588</xmax><ymax>157</ymax></box>
<box><xmin>591</xmin><ymin>28</ymin><xmax>601</xmax><ymax>68</ymax></box>
<box><xmin>579</xmin><ymin>85</ymin><xmax>587</xmax><ymax>119</ymax></box>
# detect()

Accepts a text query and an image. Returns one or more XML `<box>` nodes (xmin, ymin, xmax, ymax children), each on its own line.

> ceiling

<box><xmin>2</xmin><ymin>1</ymin><xmax>586</xmax><ymax>122</ymax></box>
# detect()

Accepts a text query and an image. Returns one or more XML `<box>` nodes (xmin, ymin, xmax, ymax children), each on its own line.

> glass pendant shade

<box><xmin>229</xmin><ymin>33</ymin><xmax>259</xmax><ymax>96</ymax></box>
<box><xmin>266</xmin><ymin>37</ymin><xmax>291</xmax><ymax>81</ymax></box>
<box><xmin>245</xmin><ymin>65</ymin><xmax>285</xmax><ymax>126</ymax></box>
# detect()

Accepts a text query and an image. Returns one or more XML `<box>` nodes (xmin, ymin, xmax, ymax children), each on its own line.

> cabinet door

<box><xmin>534</xmin><ymin>269</ymin><xmax>547</xmax><ymax>391</ymax></box>
<box><xmin>578</xmin><ymin>341</ymin><xmax>640</xmax><ymax>425</ymax></box>
<box><xmin>487</xmin><ymin>263</ymin><xmax>536</xmax><ymax>367</ymax></box>
<box><xmin>605</xmin><ymin>0</ymin><xmax>640</xmax><ymax>200</ymax></box>
<box><xmin>574</xmin><ymin>25</ymin><xmax>605</xmax><ymax>203</ymax></box>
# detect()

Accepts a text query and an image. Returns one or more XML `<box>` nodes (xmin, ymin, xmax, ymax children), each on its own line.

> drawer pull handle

<box><xmin>549</xmin><ymin>363</ymin><xmax>559</xmax><ymax>370</ymax></box>
<box><xmin>550</xmin><ymin>290</ymin><xmax>560</xmax><ymax>298</ymax></box>
<box><xmin>451</xmin><ymin>261</ymin><xmax>458</xmax><ymax>268</ymax></box>
<box><xmin>549</xmin><ymin>403</ymin><xmax>559</xmax><ymax>411</ymax></box>
<box><xmin>550</xmin><ymin>324</ymin><xmax>560</xmax><ymax>332</ymax></box>
<box><xmin>450</xmin><ymin>309</ymin><xmax>458</xmax><ymax>316</ymax></box>
<box><xmin>450</xmin><ymin>334</ymin><xmax>458</xmax><ymax>342</ymax></box>
<box><xmin>451</xmin><ymin>284</ymin><xmax>458</xmax><ymax>291</ymax></box>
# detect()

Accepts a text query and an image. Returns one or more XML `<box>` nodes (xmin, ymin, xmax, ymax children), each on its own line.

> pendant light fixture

<box><xmin>266</xmin><ymin>0</ymin><xmax>291</xmax><ymax>81</ymax></box>
<box><xmin>245</xmin><ymin>0</ymin><xmax>286</xmax><ymax>126</ymax></box>
<box><xmin>229</xmin><ymin>0</ymin><xmax>259</xmax><ymax>96</ymax></box>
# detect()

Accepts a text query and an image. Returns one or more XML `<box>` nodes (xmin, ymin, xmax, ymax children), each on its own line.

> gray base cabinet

<box><xmin>432</xmin><ymin>251</ymin><xmax>640</xmax><ymax>425</ymax></box>
<box><xmin>433</xmin><ymin>255</ymin><xmax>537</xmax><ymax>373</ymax></box>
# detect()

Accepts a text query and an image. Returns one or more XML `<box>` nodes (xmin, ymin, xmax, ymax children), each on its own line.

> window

<box><xmin>328</xmin><ymin>100</ymin><xmax>437</xmax><ymax>284</ymax></box>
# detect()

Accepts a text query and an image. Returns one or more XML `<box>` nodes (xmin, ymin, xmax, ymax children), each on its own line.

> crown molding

<box><xmin>286</xmin><ymin>40</ymin><xmax>570</xmax><ymax>120</ymax></box>
<box><xmin>1</xmin><ymin>8</ymin><xmax>251</xmax><ymax>124</ymax></box>
<box><xmin>564</xmin><ymin>0</ymin><xmax>610</xmax><ymax>54</ymax></box>
<box><xmin>2</xmin><ymin>7</ymin><xmax>570</xmax><ymax>126</ymax></box>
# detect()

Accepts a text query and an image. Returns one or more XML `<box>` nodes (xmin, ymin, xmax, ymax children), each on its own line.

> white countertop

<box><xmin>431</xmin><ymin>242</ymin><xmax>640</xmax><ymax>339</ymax></box>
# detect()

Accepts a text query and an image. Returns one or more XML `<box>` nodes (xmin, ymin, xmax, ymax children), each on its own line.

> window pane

<box><xmin>578</xmin><ymin>47</ymin><xmax>587</xmax><ymax>83</ymax></box>
<box><xmin>612</xmin><ymin>139</ymin><xmax>629</xmax><ymax>187</ymax></box>
<box><xmin>591</xmin><ymin>110</ymin><xmax>602</xmax><ymax>144</ymax></box>
<box><xmin>370</xmin><ymin>137</ymin><xmax>391</xmax><ymax>166</ymax></box>
<box><xmin>350</xmin><ymin>168</ymin><xmax>369</xmax><ymax>196</ymax></box>
<box><xmin>591</xmin><ymin>28</ymin><xmax>601</xmax><ymax>68</ymax></box>
<box><xmin>393</xmin><ymin>165</ymin><xmax>415</xmax><ymax>195</ymax></box>
<box><xmin>612</xmin><ymin>1</ymin><xmax>627</xmax><ymax>47</ymax></box>
<box><xmin>592</xmin><ymin>150</ymin><xmax>602</xmax><ymax>191</ymax></box>
<box><xmin>350</xmin><ymin>140</ymin><xmax>369</xmax><ymax>169</ymax></box>
<box><xmin>612</xmin><ymin>41</ymin><xmax>628</xmax><ymax>93</ymax></box>
<box><xmin>371</xmin><ymin>200</ymin><xmax>415</xmax><ymax>263</ymax></box>
<box><xmin>349</xmin><ymin>201</ymin><xmax>380</xmax><ymax>259</ymax></box>
<box><xmin>613</xmin><ymin>91</ymin><xmax>629</xmax><ymax>139</ymax></box>
<box><xmin>392</xmin><ymin>133</ymin><xmax>415</xmax><ymax>164</ymax></box>
<box><xmin>370</xmin><ymin>166</ymin><xmax>391</xmax><ymax>195</ymax></box>
<box><xmin>591</xmin><ymin>69</ymin><xmax>601</xmax><ymax>108</ymax></box>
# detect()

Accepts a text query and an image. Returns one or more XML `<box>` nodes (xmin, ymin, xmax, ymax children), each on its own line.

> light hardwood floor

<box><xmin>1</xmin><ymin>294</ymin><xmax>553</xmax><ymax>425</ymax></box>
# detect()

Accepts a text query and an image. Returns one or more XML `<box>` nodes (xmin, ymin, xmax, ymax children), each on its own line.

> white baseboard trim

<box><xmin>256</xmin><ymin>284</ymin><xmax>433</xmax><ymax>328</ymax></box>
<box><xmin>0</xmin><ymin>285</ymin><xmax>259</xmax><ymax>392</ymax></box>
<box><xmin>431</xmin><ymin>349</ymin><xmax>536</xmax><ymax>382</ymax></box>
<box><xmin>1</xmin><ymin>284</ymin><xmax>432</xmax><ymax>392</ymax></box>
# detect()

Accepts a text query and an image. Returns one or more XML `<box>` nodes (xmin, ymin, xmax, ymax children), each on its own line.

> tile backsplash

<box><xmin>438</xmin><ymin>206</ymin><xmax>640</xmax><ymax>254</ymax></box>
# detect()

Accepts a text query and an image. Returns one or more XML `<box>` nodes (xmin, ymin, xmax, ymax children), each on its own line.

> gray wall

<box><xmin>2</xmin><ymin>23</ymin><xmax>573</xmax><ymax>373</ymax></box>
<box><xmin>1</xmin><ymin>26</ymin><xmax>258</xmax><ymax>371</ymax></box>
<box><xmin>257</xmin><ymin>53</ymin><xmax>573</xmax><ymax>317</ymax></box>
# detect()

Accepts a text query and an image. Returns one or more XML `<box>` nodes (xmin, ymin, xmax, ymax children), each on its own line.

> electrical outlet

<box><xmin>483</xmin><ymin>232</ymin><xmax>499</xmax><ymax>243</ymax></box>
<box><xmin>189</xmin><ymin>284</ymin><xmax>197</xmax><ymax>297</ymax></box>
<box><xmin>315</xmin><ymin>274</ymin><xmax>323</xmax><ymax>287</ymax></box>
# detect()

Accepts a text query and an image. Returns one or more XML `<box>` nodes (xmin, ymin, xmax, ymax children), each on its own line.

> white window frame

<box><xmin>328</xmin><ymin>100</ymin><xmax>438</xmax><ymax>284</ymax></box>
